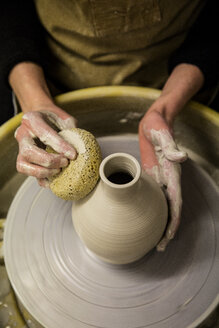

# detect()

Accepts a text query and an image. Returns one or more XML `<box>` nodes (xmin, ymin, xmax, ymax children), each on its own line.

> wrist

<box><xmin>146</xmin><ymin>94</ymin><xmax>178</xmax><ymax>127</ymax></box>
<box><xmin>21</xmin><ymin>95</ymin><xmax>55</xmax><ymax>114</ymax></box>
<box><xmin>9</xmin><ymin>62</ymin><xmax>54</xmax><ymax>113</ymax></box>
<box><xmin>161</xmin><ymin>64</ymin><xmax>204</xmax><ymax>109</ymax></box>
<box><xmin>147</xmin><ymin>63</ymin><xmax>204</xmax><ymax>125</ymax></box>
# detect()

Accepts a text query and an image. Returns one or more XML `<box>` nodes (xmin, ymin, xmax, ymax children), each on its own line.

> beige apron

<box><xmin>34</xmin><ymin>0</ymin><xmax>205</xmax><ymax>92</ymax></box>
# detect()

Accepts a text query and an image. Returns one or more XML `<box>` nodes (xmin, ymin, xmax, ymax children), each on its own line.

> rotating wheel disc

<box><xmin>4</xmin><ymin>135</ymin><xmax>219</xmax><ymax>328</ymax></box>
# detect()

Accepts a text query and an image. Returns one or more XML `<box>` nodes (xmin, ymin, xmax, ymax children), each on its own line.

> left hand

<box><xmin>15</xmin><ymin>107</ymin><xmax>77</xmax><ymax>187</ymax></box>
<box><xmin>139</xmin><ymin>109</ymin><xmax>187</xmax><ymax>251</ymax></box>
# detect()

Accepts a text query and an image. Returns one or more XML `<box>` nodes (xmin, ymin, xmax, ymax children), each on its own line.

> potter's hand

<box><xmin>139</xmin><ymin>110</ymin><xmax>187</xmax><ymax>251</ymax></box>
<box><xmin>15</xmin><ymin>107</ymin><xmax>77</xmax><ymax>187</ymax></box>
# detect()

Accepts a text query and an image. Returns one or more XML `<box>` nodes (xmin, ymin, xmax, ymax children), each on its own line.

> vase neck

<box><xmin>99</xmin><ymin>153</ymin><xmax>141</xmax><ymax>197</ymax></box>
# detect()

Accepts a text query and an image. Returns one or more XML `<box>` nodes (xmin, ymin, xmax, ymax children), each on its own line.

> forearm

<box><xmin>9</xmin><ymin>62</ymin><xmax>54</xmax><ymax>113</ymax></box>
<box><xmin>11</xmin><ymin>61</ymin><xmax>77</xmax><ymax>182</ymax></box>
<box><xmin>147</xmin><ymin>63</ymin><xmax>204</xmax><ymax>125</ymax></box>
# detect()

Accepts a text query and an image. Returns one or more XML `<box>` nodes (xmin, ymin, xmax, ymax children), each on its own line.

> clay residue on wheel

<box><xmin>48</xmin><ymin>128</ymin><xmax>102</xmax><ymax>200</ymax></box>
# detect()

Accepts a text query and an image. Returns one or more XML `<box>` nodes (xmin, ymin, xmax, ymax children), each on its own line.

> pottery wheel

<box><xmin>4</xmin><ymin>135</ymin><xmax>219</xmax><ymax>328</ymax></box>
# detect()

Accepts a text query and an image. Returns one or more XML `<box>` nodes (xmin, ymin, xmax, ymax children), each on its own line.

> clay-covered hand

<box><xmin>15</xmin><ymin>107</ymin><xmax>77</xmax><ymax>187</ymax></box>
<box><xmin>139</xmin><ymin>110</ymin><xmax>187</xmax><ymax>251</ymax></box>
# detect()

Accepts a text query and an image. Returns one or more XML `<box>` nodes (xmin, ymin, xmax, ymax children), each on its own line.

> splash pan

<box><xmin>4</xmin><ymin>135</ymin><xmax>219</xmax><ymax>328</ymax></box>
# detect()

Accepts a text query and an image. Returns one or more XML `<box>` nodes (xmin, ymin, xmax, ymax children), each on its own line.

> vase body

<box><xmin>72</xmin><ymin>153</ymin><xmax>168</xmax><ymax>264</ymax></box>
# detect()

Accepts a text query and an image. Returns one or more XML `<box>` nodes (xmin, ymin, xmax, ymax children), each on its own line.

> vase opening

<box><xmin>100</xmin><ymin>153</ymin><xmax>141</xmax><ymax>188</ymax></box>
<box><xmin>107</xmin><ymin>171</ymin><xmax>133</xmax><ymax>185</ymax></box>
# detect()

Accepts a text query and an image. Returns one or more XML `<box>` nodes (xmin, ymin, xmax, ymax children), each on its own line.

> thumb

<box><xmin>150</xmin><ymin>129</ymin><xmax>187</xmax><ymax>163</ymax></box>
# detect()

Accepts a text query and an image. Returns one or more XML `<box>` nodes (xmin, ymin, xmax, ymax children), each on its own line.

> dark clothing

<box><xmin>0</xmin><ymin>0</ymin><xmax>218</xmax><ymax>125</ymax></box>
<box><xmin>0</xmin><ymin>0</ymin><xmax>44</xmax><ymax>124</ymax></box>
<box><xmin>168</xmin><ymin>0</ymin><xmax>219</xmax><ymax>88</ymax></box>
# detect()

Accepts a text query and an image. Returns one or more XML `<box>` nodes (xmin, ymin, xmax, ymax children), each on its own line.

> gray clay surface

<box><xmin>4</xmin><ymin>135</ymin><xmax>219</xmax><ymax>328</ymax></box>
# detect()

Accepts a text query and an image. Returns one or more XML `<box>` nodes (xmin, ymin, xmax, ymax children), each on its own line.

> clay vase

<box><xmin>72</xmin><ymin>153</ymin><xmax>168</xmax><ymax>265</ymax></box>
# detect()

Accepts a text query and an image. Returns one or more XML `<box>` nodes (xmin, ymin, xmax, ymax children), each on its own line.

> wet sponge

<box><xmin>48</xmin><ymin>128</ymin><xmax>102</xmax><ymax>200</ymax></box>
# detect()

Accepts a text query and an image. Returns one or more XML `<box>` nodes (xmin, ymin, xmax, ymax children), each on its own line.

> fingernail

<box><xmin>167</xmin><ymin>229</ymin><xmax>174</xmax><ymax>239</ymax></box>
<box><xmin>174</xmin><ymin>150</ymin><xmax>187</xmax><ymax>159</ymax></box>
<box><xmin>178</xmin><ymin>151</ymin><xmax>188</xmax><ymax>161</ymax></box>
<box><xmin>60</xmin><ymin>158</ymin><xmax>68</xmax><ymax>168</ymax></box>
<box><xmin>157</xmin><ymin>244</ymin><xmax>166</xmax><ymax>252</ymax></box>
<box><xmin>65</xmin><ymin>149</ymin><xmax>77</xmax><ymax>160</ymax></box>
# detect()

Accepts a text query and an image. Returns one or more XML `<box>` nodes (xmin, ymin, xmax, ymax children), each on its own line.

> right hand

<box><xmin>139</xmin><ymin>106</ymin><xmax>187</xmax><ymax>251</ymax></box>
<box><xmin>15</xmin><ymin>106</ymin><xmax>77</xmax><ymax>187</ymax></box>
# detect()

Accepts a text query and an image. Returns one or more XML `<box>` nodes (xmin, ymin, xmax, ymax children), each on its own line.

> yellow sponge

<box><xmin>48</xmin><ymin>128</ymin><xmax>102</xmax><ymax>200</ymax></box>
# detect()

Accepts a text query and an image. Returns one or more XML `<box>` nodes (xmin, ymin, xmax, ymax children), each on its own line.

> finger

<box><xmin>143</xmin><ymin>165</ymin><xmax>163</xmax><ymax>187</ymax></box>
<box><xmin>22</xmin><ymin>112</ymin><xmax>77</xmax><ymax>159</ymax></box>
<box><xmin>41</xmin><ymin>106</ymin><xmax>77</xmax><ymax>124</ymax></box>
<box><xmin>15</xmin><ymin>124</ymin><xmax>35</xmax><ymax>142</ymax></box>
<box><xmin>166</xmin><ymin>183</ymin><xmax>182</xmax><ymax>240</ymax></box>
<box><xmin>17</xmin><ymin>155</ymin><xmax>60</xmax><ymax>179</ymax></box>
<box><xmin>157</xmin><ymin>163</ymin><xmax>182</xmax><ymax>252</ymax></box>
<box><xmin>139</xmin><ymin>123</ymin><xmax>159</xmax><ymax>169</ymax></box>
<box><xmin>43</xmin><ymin>111</ymin><xmax>77</xmax><ymax>130</ymax></box>
<box><xmin>162</xmin><ymin>159</ymin><xmax>182</xmax><ymax>240</ymax></box>
<box><xmin>22</xmin><ymin>145</ymin><xmax>69</xmax><ymax>168</ymax></box>
<box><xmin>139</xmin><ymin>124</ymin><xmax>163</xmax><ymax>186</ymax></box>
<box><xmin>16</xmin><ymin>124</ymin><xmax>69</xmax><ymax>169</ymax></box>
<box><xmin>156</xmin><ymin>236</ymin><xmax>169</xmax><ymax>252</ymax></box>
<box><xmin>150</xmin><ymin>129</ymin><xmax>187</xmax><ymax>163</ymax></box>
<box><xmin>37</xmin><ymin>178</ymin><xmax>50</xmax><ymax>188</ymax></box>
